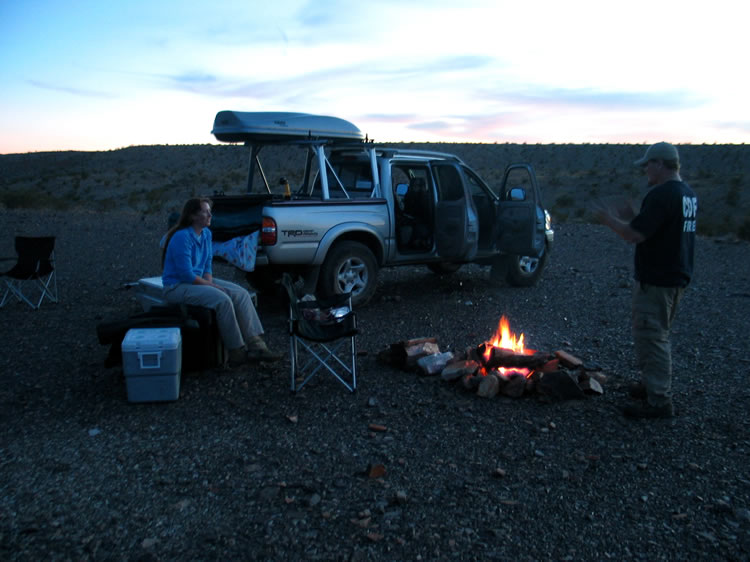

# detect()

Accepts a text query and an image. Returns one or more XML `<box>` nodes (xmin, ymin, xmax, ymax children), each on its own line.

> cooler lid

<box><xmin>122</xmin><ymin>327</ymin><xmax>181</xmax><ymax>351</ymax></box>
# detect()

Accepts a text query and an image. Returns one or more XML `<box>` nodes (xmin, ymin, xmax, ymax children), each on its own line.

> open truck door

<box><xmin>495</xmin><ymin>164</ymin><xmax>546</xmax><ymax>257</ymax></box>
<box><xmin>432</xmin><ymin>162</ymin><xmax>479</xmax><ymax>261</ymax></box>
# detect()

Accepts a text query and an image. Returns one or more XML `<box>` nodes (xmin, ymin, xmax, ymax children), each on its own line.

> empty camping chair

<box><xmin>280</xmin><ymin>273</ymin><xmax>358</xmax><ymax>393</ymax></box>
<box><xmin>0</xmin><ymin>236</ymin><xmax>58</xmax><ymax>310</ymax></box>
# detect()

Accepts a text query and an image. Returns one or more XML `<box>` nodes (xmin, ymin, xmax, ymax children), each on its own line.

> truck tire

<box><xmin>319</xmin><ymin>241</ymin><xmax>379</xmax><ymax>307</ymax></box>
<box><xmin>427</xmin><ymin>262</ymin><xmax>462</xmax><ymax>275</ymax></box>
<box><xmin>494</xmin><ymin>243</ymin><xmax>549</xmax><ymax>287</ymax></box>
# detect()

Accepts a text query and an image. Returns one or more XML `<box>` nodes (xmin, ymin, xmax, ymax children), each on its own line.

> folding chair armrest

<box><xmin>312</xmin><ymin>292</ymin><xmax>353</xmax><ymax>309</ymax></box>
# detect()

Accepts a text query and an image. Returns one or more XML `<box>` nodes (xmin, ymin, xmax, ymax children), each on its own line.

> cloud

<box><xmin>491</xmin><ymin>86</ymin><xmax>704</xmax><ymax>111</ymax></box>
<box><xmin>712</xmin><ymin>120</ymin><xmax>750</xmax><ymax>134</ymax></box>
<box><xmin>170</xmin><ymin>72</ymin><xmax>219</xmax><ymax>85</ymax></box>
<box><xmin>158</xmin><ymin>53</ymin><xmax>495</xmax><ymax>101</ymax></box>
<box><xmin>27</xmin><ymin>80</ymin><xmax>117</xmax><ymax>99</ymax></box>
<box><xmin>408</xmin><ymin>120</ymin><xmax>455</xmax><ymax>131</ymax></box>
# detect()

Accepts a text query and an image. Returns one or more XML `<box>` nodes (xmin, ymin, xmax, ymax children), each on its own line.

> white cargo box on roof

<box><xmin>211</xmin><ymin>111</ymin><xmax>365</xmax><ymax>143</ymax></box>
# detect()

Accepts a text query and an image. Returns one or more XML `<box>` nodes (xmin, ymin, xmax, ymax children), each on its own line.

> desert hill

<box><xmin>1</xmin><ymin>143</ymin><xmax>748</xmax><ymax>238</ymax></box>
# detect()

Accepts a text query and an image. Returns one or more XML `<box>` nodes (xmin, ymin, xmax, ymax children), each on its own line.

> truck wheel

<box><xmin>427</xmin><ymin>262</ymin><xmax>462</xmax><ymax>275</ymax></box>
<box><xmin>501</xmin><ymin>243</ymin><xmax>549</xmax><ymax>287</ymax></box>
<box><xmin>319</xmin><ymin>241</ymin><xmax>379</xmax><ymax>307</ymax></box>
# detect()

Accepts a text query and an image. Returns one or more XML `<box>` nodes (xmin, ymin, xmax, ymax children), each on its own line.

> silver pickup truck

<box><xmin>209</xmin><ymin>111</ymin><xmax>553</xmax><ymax>306</ymax></box>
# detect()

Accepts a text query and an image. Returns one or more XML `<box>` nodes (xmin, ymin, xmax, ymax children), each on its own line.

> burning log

<box><xmin>480</xmin><ymin>345</ymin><xmax>554</xmax><ymax>370</ymax></box>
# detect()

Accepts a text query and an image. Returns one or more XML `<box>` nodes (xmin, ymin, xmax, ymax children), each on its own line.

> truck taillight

<box><xmin>261</xmin><ymin>216</ymin><xmax>277</xmax><ymax>246</ymax></box>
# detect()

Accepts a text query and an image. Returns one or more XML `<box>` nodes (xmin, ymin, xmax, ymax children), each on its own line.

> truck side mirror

<box><xmin>509</xmin><ymin>187</ymin><xmax>526</xmax><ymax>201</ymax></box>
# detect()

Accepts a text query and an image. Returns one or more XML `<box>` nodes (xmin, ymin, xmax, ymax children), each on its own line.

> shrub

<box><xmin>737</xmin><ymin>216</ymin><xmax>750</xmax><ymax>241</ymax></box>
<box><xmin>0</xmin><ymin>189</ymin><xmax>69</xmax><ymax>210</ymax></box>
<box><xmin>725</xmin><ymin>176</ymin><xmax>741</xmax><ymax>207</ymax></box>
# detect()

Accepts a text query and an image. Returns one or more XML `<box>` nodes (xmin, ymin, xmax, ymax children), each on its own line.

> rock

<box><xmin>502</xmin><ymin>373</ymin><xmax>527</xmax><ymax>398</ymax></box>
<box><xmin>477</xmin><ymin>374</ymin><xmax>500</xmax><ymax>398</ymax></box>
<box><xmin>537</xmin><ymin>371</ymin><xmax>585</xmax><ymax>400</ymax></box>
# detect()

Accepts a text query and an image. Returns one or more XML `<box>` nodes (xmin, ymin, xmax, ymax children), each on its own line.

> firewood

<box><xmin>586</xmin><ymin>371</ymin><xmax>608</xmax><ymax>384</ymax></box>
<box><xmin>441</xmin><ymin>360</ymin><xmax>479</xmax><ymax>382</ymax></box>
<box><xmin>417</xmin><ymin>351</ymin><xmax>454</xmax><ymax>376</ymax></box>
<box><xmin>400</xmin><ymin>337</ymin><xmax>438</xmax><ymax>347</ymax></box>
<box><xmin>385</xmin><ymin>338</ymin><xmax>440</xmax><ymax>368</ymax></box>
<box><xmin>539</xmin><ymin>358</ymin><xmax>560</xmax><ymax>373</ymax></box>
<box><xmin>379</xmin><ymin>337</ymin><xmax>439</xmax><ymax>368</ymax></box>
<box><xmin>554</xmin><ymin>350</ymin><xmax>583</xmax><ymax>369</ymax></box>
<box><xmin>405</xmin><ymin>342</ymin><xmax>440</xmax><ymax>367</ymax></box>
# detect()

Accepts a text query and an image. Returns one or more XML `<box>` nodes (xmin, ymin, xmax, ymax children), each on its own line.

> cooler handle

<box><xmin>138</xmin><ymin>351</ymin><xmax>163</xmax><ymax>369</ymax></box>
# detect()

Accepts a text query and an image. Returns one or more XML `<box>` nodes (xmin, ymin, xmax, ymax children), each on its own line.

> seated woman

<box><xmin>161</xmin><ymin>197</ymin><xmax>281</xmax><ymax>366</ymax></box>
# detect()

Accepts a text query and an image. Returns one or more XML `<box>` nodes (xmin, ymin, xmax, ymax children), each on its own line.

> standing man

<box><xmin>595</xmin><ymin>142</ymin><xmax>697</xmax><ymax>419</ymax></box>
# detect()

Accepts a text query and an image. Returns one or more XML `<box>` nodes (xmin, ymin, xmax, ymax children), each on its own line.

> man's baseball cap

<box><xmin>634</xmin><ymin>142</ymin><xmax>679</xmax><ymax>167</ymax></box>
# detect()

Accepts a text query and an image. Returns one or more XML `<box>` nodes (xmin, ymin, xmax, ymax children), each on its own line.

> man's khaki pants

<box><xmin>164</xmin><ymin>278</ymin><xmax>263</xmax><ymax>351</ymax></box>
<box><xmin>632</xmin><ymin>283</ymin><xmax>685</xmax><ymax>408</ymax></box>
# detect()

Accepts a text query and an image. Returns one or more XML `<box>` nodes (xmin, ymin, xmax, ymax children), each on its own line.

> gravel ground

<box><xmin>1</xmin><ymin>209</ymin><xmax>749</xmax><ymax>561</ymax></box>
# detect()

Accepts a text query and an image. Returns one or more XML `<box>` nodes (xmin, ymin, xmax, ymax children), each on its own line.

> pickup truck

<box><xmin>209</xmin><ymin>110</ymin><xmax>553</xmax><ymax>307</ymax></box>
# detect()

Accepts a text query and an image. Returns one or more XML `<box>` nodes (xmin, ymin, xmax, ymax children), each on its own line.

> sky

<box><xmin>1</xmin><ymin>0</ymin><xmax>748</xmax><ymax>154</ymax></box>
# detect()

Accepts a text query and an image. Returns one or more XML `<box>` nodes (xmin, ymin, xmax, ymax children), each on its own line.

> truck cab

<box><xmin>322</xmin><ymin>146</ymin><xmax>548</xmax><ymax>268</ymax></box>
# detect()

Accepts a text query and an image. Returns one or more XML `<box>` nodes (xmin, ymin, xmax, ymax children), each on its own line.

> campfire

<box><xmin>378</xmin><ymin>316</ymin><xmax>605</xmax><ymax>401</ymax></box>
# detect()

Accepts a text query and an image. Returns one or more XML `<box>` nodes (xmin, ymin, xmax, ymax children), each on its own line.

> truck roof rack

<box><xmin>211</xmin><ymin>111</ymin><xmax>365</xmax><ymax>144</ymax></box>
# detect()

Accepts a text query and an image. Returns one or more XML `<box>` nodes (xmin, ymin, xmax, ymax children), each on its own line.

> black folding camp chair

<box><xmin>280</xmin><ymin>273</ymin><xmax>358</xmax><ymax>393</ymax></box>
<box><xmin>0</xmin><ymin>236</ymin><xmax>58</xmax><ymax>310</ymax></box>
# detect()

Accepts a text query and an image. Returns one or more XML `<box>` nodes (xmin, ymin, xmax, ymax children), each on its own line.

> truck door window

<box><xmin>503</xmin><ymin>167</ymin><xmax>532</xmax><ymax>201</ymax></box>
<box><xmin>433</xmin><ymin>165</ymin><xmax>463</xmax><ymax>201</ymax></box>
<box><xmin>391</xmin><ymin>167</ymin><xmax>410</xmax><ymax>211</ymax></box>
<box><xmin>462</xmin><ymin>167</ymin><xmax>490</xmax><ymax>198</ymax></box>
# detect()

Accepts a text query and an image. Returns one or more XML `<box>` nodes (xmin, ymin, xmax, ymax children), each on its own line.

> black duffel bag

<box><xmin>96</xmin><ymin>304</ymin><xmax>224</xmax><ymax>372</ymax></box>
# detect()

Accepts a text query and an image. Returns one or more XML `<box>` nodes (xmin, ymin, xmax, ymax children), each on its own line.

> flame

<box><xmin>488</xmin><ymin>315</ymin><xmax>525</xmax><ymax>354</ymax></box>
<box><xmin>482</xmin><ymin>316</ymin><xmax>534</xmax><ymax>378</ymax></box>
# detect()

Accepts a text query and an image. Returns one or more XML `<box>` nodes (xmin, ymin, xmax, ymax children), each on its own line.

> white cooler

<box><xmin>134</xmin><ymin>276</ymin><xmax>169</xmax><ymax>311</ymax></box>
<box><xmin>122</xmin><ymin>327</ymin><xmax>182</xmax><ymax>402</ymax></box>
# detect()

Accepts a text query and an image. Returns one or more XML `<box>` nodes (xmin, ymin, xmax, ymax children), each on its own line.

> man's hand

<box><xmin>590</xmin><ymin>197</ymin><xmax>645</xmax><ymax>244</ymax></box>
<box><xmin>591</xmin><ymin>196</ymin><xmax>636</xmax><ymax>223</ymax></box>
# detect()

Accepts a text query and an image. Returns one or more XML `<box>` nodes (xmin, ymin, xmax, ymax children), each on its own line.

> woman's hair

<box><xmin>161</xmin><ymin>197</ymin><xmax>212</xmax><ymax>266</ymax></box>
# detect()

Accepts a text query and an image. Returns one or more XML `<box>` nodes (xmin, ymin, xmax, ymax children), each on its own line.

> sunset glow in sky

<box><xmin>1</xmin><ymin>0</ymin><xmax>748</xmax><ymax>154</ymax></box>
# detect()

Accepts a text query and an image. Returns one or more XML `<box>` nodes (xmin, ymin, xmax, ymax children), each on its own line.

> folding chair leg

<box><xmin>1</xmin><ymin>280</ymin><xmax>38</xmax><ymax>309</ymax></box>
<box><xmin>290</xmin><ymin>333</ymin><xmax>298</xmax><ymax>392</ymax></box>
<box><xmin>290</xmin><ymin>336</ymin><xmax>357</xmax><ymax>393</ymax></box>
